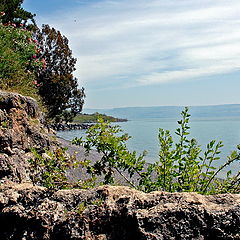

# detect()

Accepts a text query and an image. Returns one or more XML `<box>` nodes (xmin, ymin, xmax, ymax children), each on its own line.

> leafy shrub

<box><xmin>72</xmin><ymin>118</ymin><xmax>146</xmax><ymax>187</ymax></box>
<box><xmin>0</xmin><ymin>23</ymin><xmax>41</xmax><ymax>99</ymax></box>
<box><xmin>29</xmin><ymin>147</ymin><xmax>96</xmax><ymax>190</ymax></box>
<box><xmin>29</xmin><ymin>148</ymin><xmax>72</xmax><ymax>189</ymax></box>
<box><xmin>73</xmin><ymin>109</ymin><xmax>240</xmax><ymax>194</ymax></box>
<box><xmin>138</xmin><ymin>108</ymin><xmax>240</xmax><ymax>194</ymax></box>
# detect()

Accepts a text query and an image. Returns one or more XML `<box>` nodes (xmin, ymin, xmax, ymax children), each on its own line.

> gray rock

<box><xmin>0</xmin><ymin>91</ymin><xmax>56</xmax><ymax>183</ymax></box>
<box><xmin>0</xmin><ymin>183</ymin><xmax>240</xmax><ymax>240</ymax></box>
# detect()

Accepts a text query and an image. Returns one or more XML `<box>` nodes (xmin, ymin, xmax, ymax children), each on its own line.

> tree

<box><xmin>34</xmin><ymin>24</ymin><xmax>85</xmax><ymax>122</ymax></box>
<box><xmin>0</xmin><ymin>0</ymin><xmax>35</xmax><ymax>27</ymax></box>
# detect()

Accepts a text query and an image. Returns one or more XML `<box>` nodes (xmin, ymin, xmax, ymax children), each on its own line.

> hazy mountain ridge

<box><xmin>83</xmin><ymin>104</ymin><xmax>240</xmax><ymax>120</ymax></box>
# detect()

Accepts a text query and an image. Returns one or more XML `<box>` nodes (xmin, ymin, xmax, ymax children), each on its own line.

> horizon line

<box><xmin>83</xmin><ymin>103</ymin><xmax>240</xmax><ymax>110</ymax></box>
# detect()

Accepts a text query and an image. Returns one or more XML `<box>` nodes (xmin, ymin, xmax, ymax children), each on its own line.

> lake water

<box><xmin>57</xmin><ymin>115</ymin><xmax>240</xmax><ymax>176</ymax></box>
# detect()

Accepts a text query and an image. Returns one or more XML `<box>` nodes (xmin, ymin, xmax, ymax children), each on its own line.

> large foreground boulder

<box><xmin>0</xmin><ymin>183</ymin><xmax>240</xmax><ymax>240</ymax></box>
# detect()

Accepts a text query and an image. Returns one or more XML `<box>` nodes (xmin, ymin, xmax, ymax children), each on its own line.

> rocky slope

<box><xmin>0</xmin><ymin>91</ymin><xmax>56</xmax><ymax>183</ymax></box>
<box><xmin>1</xmin><ymin>91</ymin><xmax>240</xmax><ymax>240</ymax></box>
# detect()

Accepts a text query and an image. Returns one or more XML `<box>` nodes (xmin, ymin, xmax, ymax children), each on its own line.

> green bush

<box><xmin>0</xmin><ymin>0</ymin><xmax>36</xmax><ymax>27</ymax></box>
<box><xmin>0</xmin><ymin>24</ymin><xmax>41</xmax><ymax>99</ymax></box>
<box><xmin>139</xmin><ymin>108</ymin><xmax>240</xmax><ymax>194</ymax></box>
<box><xmin>29</xmin><ymin>148</ymin><xmax>72</xmax><ymax>189</ymax></box>
<box><xmin>72</xmin><ymin>118</ymin><xmax>146</xmax><ymax>187</ymax></box>
<box><xmin>29</xmin><ymin>147</ymin><xmax>98</xmax><ymax>190</ymax></box>
<box><xmin>73</xmin><ymin>108</ymin><xmax>240</xmax><ymax>194</ymax></box>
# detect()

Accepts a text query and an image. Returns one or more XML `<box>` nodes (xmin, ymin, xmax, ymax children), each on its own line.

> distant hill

<box><xmin>83</xmin><ymin>104</ymin><xmax>240</xmax><ymax>120</ymax></box>
<box><xmin>73</xmin><ymin>113</ymin><xmax>127</xmax><ymax>123</ymax></box>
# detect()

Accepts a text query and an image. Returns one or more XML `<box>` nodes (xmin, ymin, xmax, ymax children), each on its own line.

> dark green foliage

<box><xmin>0</xmin><ymin>0</ymin><xmax>35</xmax><ymax>27</ymax></box>
<box><xmin>0</xmin><ymin>1</ymin><xmax>85</xmax><ymax>121</ymax></box>
<box><xmin>34</xmin><ymin>24</ymin><xmax>85</xmax><ymax>122</ymax></box>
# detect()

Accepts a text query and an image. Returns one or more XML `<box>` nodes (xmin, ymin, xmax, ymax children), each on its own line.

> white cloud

<box><xmin>138</xmin><ymin>59</ymin><xmax>240</xmax><ymax>85</ymax></box>
<box><xmin>185</xmin><ymin>43</ymin><xmax>240</xmax><ymax>61</ymax></box>
<box><xmin>41</xmin><ymin>0</ymin><xmax>240</xmax><ymax>88</ymax></box>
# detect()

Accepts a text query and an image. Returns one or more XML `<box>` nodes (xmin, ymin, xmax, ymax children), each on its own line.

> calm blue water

<box><xmin>57</xmin><ymin>116</ymin><xmax>240</xmax><ymax>176</ymax></box>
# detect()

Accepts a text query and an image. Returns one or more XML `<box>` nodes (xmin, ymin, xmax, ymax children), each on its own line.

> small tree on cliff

<box><xmin>0</xmin><ymin>0</ymin><xmax>35</xmax><ymax>27</ymax></box>
<box><xmin>34</xmin><ymin>24</ymin><xmax>85</xmax><ymax>122</ymax></box>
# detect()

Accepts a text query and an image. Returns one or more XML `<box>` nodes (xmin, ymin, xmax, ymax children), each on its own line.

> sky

<box><xmin>23</xmin><ymin>0</ymin><xmax>240</xmax><ymax>109</ymax></box>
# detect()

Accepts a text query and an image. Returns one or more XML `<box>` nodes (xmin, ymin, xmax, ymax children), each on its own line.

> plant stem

<box><xmin>202</xmin><ymin>155</ymin><xmax>239</xmax><ymax>193</ymax></box>
<box><xmin>114</xmin><ymin>167</ymin><xmax>137</xmax><ymax>189</ymax></box>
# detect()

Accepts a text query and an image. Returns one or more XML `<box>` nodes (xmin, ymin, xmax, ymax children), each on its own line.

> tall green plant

<box><xmin>139</xmin><ymin>107</ymin><xmax>240</xmax><ymax>194</ymax></box>
<box><xmin>28</xmin><ymin>109</ymin><xmax>240</xmax><ymax>194</ymax></box>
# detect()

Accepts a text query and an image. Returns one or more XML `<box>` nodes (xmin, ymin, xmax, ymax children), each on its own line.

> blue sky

<box><xmin>23</xmin><ymin>0</ymin><xmax>240</xmax><ymax>109</ymax></box>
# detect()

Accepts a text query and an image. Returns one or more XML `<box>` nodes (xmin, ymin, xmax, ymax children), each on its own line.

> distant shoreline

<box><xmin>73</xmin><ymin>112</ymin><xmax>128</xmax><ymax>123</ymax></box>
<box><xmin>47</xmin><ymin>112</ymin><xmax>128</xmax><ymax>132</ymax></box>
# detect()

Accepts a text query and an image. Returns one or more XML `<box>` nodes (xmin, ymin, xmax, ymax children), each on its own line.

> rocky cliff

<box><xmin>0</xmin><ymin>91</ymin><xmax>56</xmax><ymax>183</ymax></box>
<box><xmin>0</xmin><ymin>91</ymin><xmax>240</xmax><ymax>240</ymax></box>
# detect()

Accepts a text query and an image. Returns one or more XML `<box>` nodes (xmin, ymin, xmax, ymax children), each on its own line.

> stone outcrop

<box><xmin>0</xmin><ymin>91</ymin><xmax>56</xmax><ymax>183</ymax></box>
<box><xmin>0</xmin><ymin>183</ymin><xmax>240</xmax><ymax>240</ymax></box>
